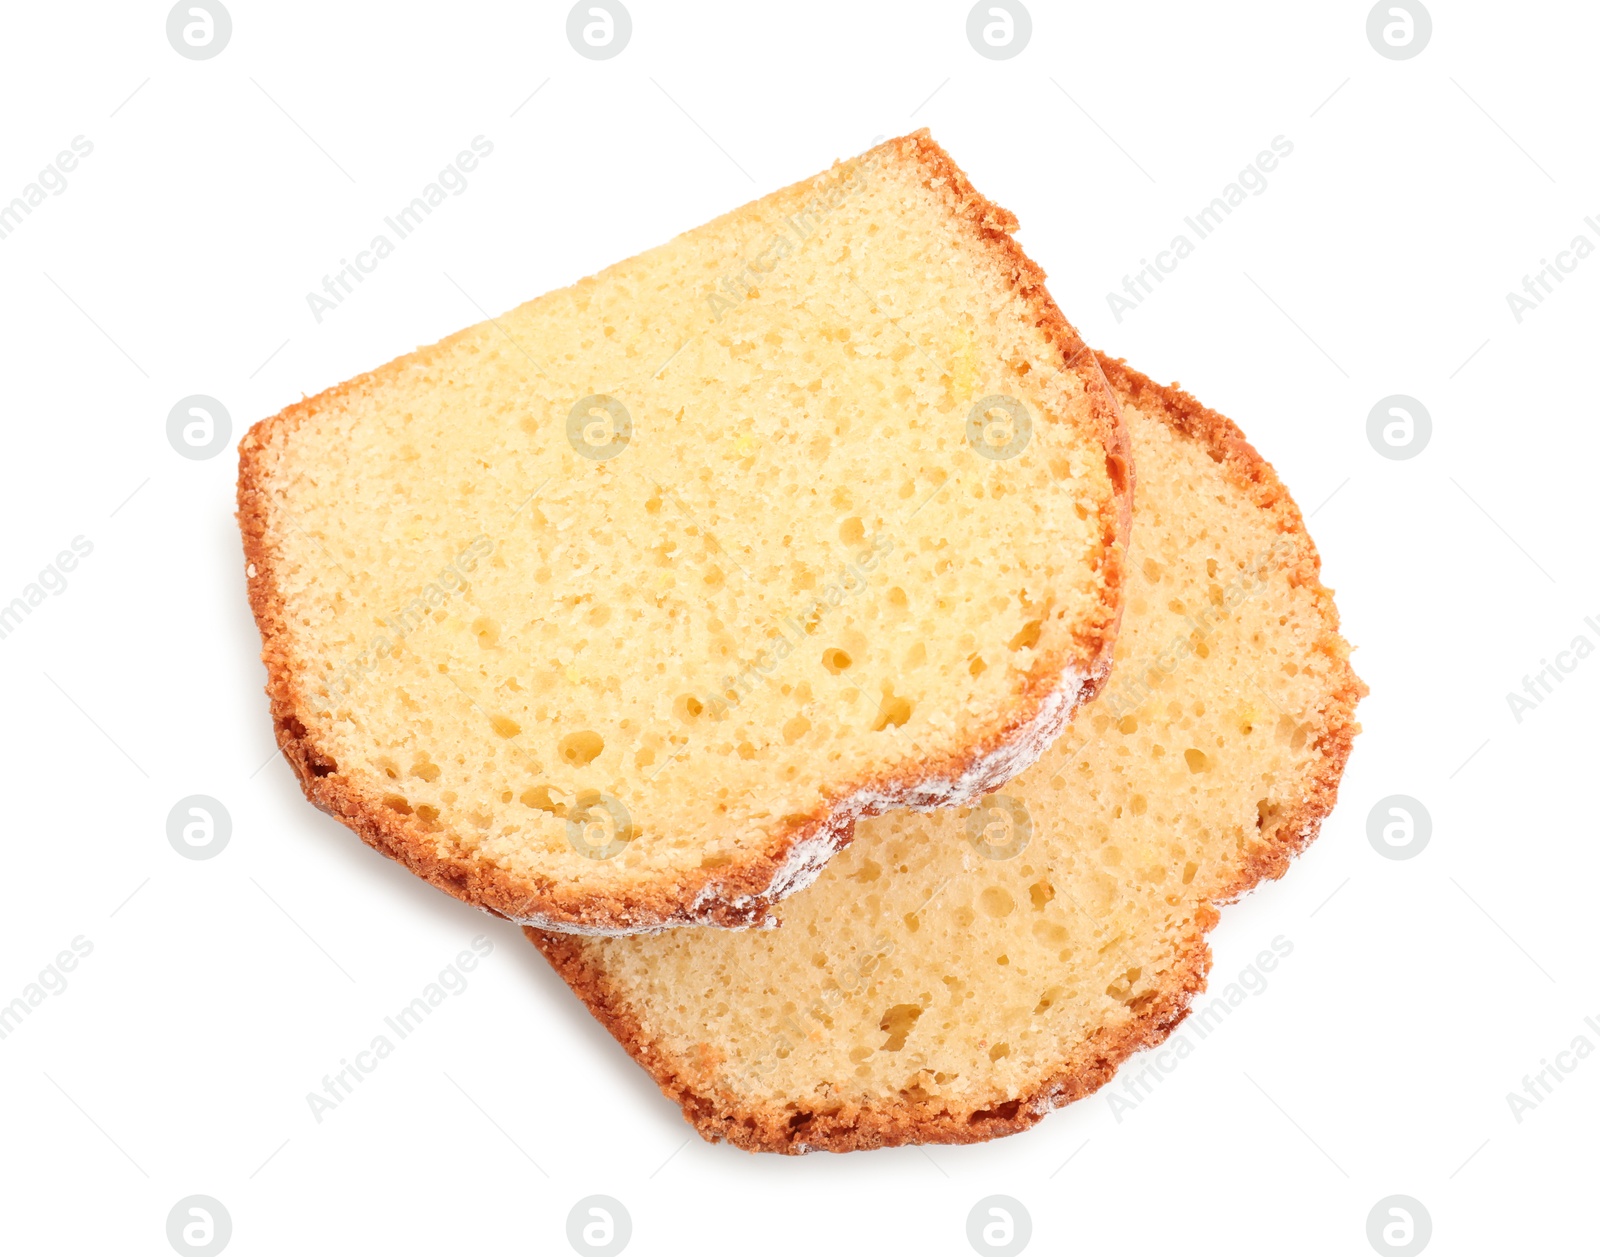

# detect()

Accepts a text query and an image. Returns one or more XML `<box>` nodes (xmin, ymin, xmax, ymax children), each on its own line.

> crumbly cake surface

<box><xmin>528</xmin><ymin>356</ymin><xmax>1364</xmax><ymax>1148</ymax></box>
<box><xmin>238</xmin><ymin>132</ymin><xmax>1130</xmax><ymax>933</ymax></box>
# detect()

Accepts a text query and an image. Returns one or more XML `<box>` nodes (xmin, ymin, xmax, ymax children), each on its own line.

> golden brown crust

<box><xmin>236</xmin><ymin>130</ymin><xmax>1132</xmax><ymax>935</ymax></box>
<box><xmin>524</xmin><ymin>357</ymin><xmax>1364</xmax><ymax>1151</ymax></box>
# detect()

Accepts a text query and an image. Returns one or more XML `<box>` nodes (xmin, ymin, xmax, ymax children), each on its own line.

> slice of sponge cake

<box><xmin>238</xmin><ymin>132</ymin><xmax>1130</xmax><ymax>934</ymax></box>
<box><xmin>527</xmin><ymin>355</ymin><xmax>1363</xmax><ymax>1147</ymax></box>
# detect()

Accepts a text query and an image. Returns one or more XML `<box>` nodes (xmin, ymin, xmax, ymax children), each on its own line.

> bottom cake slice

<box><xmin>527</xmin><ymin>354</ymin><xmax>1364</xmax><ymax>1152</ymax></box>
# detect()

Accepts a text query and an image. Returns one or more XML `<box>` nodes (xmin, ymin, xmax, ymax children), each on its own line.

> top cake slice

<box><xmin>237</xmin><ymin>131</ymin><xmax>1130</xmax><ymax>934</ymax></box>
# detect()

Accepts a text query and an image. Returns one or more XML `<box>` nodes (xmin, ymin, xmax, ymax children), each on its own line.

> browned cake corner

<box><xmin>525</xmin><ymin>355</ymin><xmax>1364</xmax><ymax>1151</ymax></box>
<box><xmin>238</xmin><ymin>131</ymin><xmax>1131</xmax><ymax>935</ymax></box>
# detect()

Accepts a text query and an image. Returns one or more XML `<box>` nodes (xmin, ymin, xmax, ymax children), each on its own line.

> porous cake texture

<box><xmin>528</xmin><ymin>356</ymin><xmax>1364</xmax><ymax>1149</ymax></box>
<box><xmin>239</xmin><ymin>132</ymin><xmax>1130</xmax><ymax>934</ymax></box>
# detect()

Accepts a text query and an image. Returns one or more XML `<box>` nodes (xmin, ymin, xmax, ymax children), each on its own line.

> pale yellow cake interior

<box><xmin>566</xmin><ymin>397</ymin><xmax>1350</xmax><ymax>1118</ymax></box>
<box><xmin>254</xmin><ymin>136</ymin><xmax>1118</xmax><ymax>907</ymax></box>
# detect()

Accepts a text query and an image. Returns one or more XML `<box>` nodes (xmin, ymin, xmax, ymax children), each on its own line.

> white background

<box><xmin>1</xmin><ymin>1</ymin><xmax>1595</xmax><ymax>1253</ymax></box>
